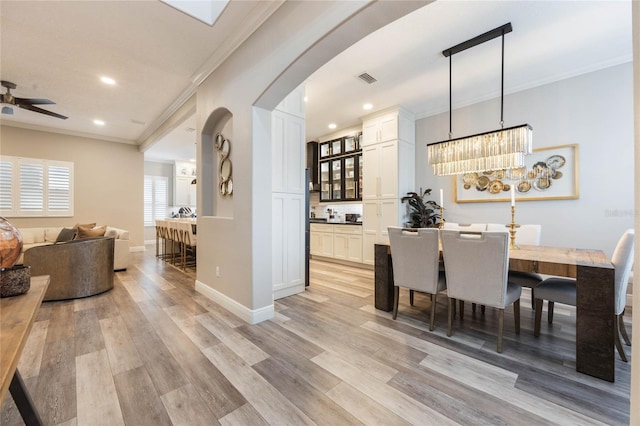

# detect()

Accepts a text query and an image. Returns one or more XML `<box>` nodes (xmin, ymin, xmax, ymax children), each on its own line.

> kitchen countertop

<box><xmin>309</xmin><ymin>218</ymin><xmax>362</xmax><ymax>226</ymax></box>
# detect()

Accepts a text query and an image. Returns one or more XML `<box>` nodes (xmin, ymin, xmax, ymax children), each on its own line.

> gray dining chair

<box><xmin>488</xmin><ymin>223</ymin><xmax>543</xmax><ymax>309</ymax></box>
<box><xmin>533</xmin><ymin>229</ymin><xmax>634</xmax><ymax>361</ymax></box>
<box><xmin>441</xmin><ymin>230</ymin><xmax>522</xmax><ymax>353</ymax></box>
<box><xmin>388</xmin><ymin>227</ymin><xmax>446</xmax><ymax>330</ymax></box>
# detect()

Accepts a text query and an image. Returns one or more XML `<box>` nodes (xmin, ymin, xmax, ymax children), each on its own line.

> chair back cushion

<box><xmin>613</xmin><ymin>229</ymin><xmax>634</xmax><ymax>314</ymax></box>
<box><xmin>388</xmin><ymin>227</ymin><xmax>443</xmax><ymax>293</ymax></box>
<box><xmin>441</xmin><ymin>230</ymin><xmax>510</xmax><ymax>308</ymax></box>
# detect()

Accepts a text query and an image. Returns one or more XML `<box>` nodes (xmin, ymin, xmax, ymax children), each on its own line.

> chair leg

<box><xmin>447</xmin><ymin>298</ymin><xmax>453</xmax><ymax>337</ymax></box>
<box><xmin>547</xmin><ymin>301</ymin><xmax>554</xmax><ymax>324</ymax></box>
<box><xmin>614</xmin><ymin>317</ymin><xmax>628</xmax><ymax>362</ymax></box>
<box><xmin>514</xmin><ymin>299</ymin><xmax>520</xmax><ymax>335</ymax></box>
<box><xmin>481</xmin><ymin>305</ymin><xmax>486</xmax><ymax>315</ymax></box>
<box><xmin>429</xmin><ymin>293</ymin><xmax>436</xmax><ymax>331</ymax></box>
<box><xmin>619</xmin><ymin>313</ymin><xmax>631</xmax><ymax>346</ymax></box>
<box><xmin>410</xmin><ymin>290</ymin><xmax>414</xmax><ymax>306</ymax></box>
<box><xmin>497</xmin><ymin>309</ymin><xmax>504</xmax><ymax>353</ymax></box>
<box><xmin>472</xmin><ymin>303</ymin><xmax>477</xmax><ymax>313</ymax></box>
<box><xmin>452</xmin><ymin>298</ymin><xmax>456</xmax><ymax>318</ymax></box>
<box><xmin>392</xmin><ymin>286</ymin><xmax>400</xmax><ymax>320</ymax></box>
<box><xmin>534</xmin><ymin>298</ymin><xmax>543</xmax><ymax>337</ymax></box>
<box><xmin>459</xmin><ymin>300</ymin><xmax>464</xmax><ymax>320</ymax></box>
<box><xmin>531</xmin><ymin>288</ymin><xmax>536</xmax><ymax>310</ymax></box>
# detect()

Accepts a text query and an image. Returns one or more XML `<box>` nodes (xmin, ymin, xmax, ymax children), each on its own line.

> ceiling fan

<box><xmin>1</xmin><ymin>80</ymin><xmax>68</xmax><ymax>120</ymax></box>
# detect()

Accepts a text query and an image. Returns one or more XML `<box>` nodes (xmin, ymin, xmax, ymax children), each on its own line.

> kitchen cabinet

<box><xmin>306</xmin><ymin>141</ymin><xmax>319</xmax><ymax>191</ymax></box>
<box><xmin>362</xmin><ymin>199</ymin><xmax>398</xmax><ymax>264</ymax></box>
<box><xmin>333</xmin><ymin>225</ymin><xmax>363</xmax><ymax>263</ymax></box>
<box><xmin>319</xmin><ymin>153</ymin><xmax>362</xmax><ymax>202</ymax></box>
<box><xmin>310</xmin><ymin>223</ymin><xmax>362</xmax><ymax>263</ymax></box>
<box><xmin>310</xmin><ymin>223</ymin><xmax>334</xmax><ymax>257</ymax></box>
<box><xmin>360</xmin><ymin>107</ymin><xmax>415</xmax><ymax>265</ymax></box>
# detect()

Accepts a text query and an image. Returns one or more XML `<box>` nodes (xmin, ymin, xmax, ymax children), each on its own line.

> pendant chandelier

<box><xmin>427</xmin><ymin>23</ymin><xmax>533</xmax><ymax>176</ymax></box>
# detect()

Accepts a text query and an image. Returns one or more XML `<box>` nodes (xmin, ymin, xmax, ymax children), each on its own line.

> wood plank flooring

<box><xmin>1</xmin><ymin>250</ymin><xmax>631</xmax><ymax>425</ymax></box>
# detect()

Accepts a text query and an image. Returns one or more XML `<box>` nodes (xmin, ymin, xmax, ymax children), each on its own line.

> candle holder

<box><xmin>508</xmin><ymin>205</ymin><xmax>521</xmax><ymax>249</ymax></box>
<box><xmin>439</xmin><ymin>206</ymin><xmax>445</xmax><ymax>230</ymax></box>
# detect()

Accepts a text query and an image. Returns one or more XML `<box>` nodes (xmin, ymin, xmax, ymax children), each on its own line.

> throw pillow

<box><xmin>55</xmin><ymin>227</ymin><xmax>77</xmax><ymax>243</ymax></box>
<box><xmin>74</xmin><ymin>222</ymin><xmax>96</xmax><ymax>229</ymax></box>
<box><xmin>76</xmin><ymin>225</ymin><xmax>106</xmax><ymax>239</ymax></box>
<box><xmin>104</xmin><ymin>229</ymin><xmax>118</xmax><ymax>238</ymax></box>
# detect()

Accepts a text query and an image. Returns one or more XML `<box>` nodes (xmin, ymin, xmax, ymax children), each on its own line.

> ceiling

<box><xmin>0</xmin><ymin>1</ymin><xmax>633</xmax><ymax>163</ymax></box>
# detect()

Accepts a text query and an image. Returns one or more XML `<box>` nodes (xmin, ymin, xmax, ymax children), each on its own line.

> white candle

<box><xmin>440</xmin><ymin>189</ymin><xmax>444</xmax><ymax>208</ymax></box>
<box><xmin>511</xmin><ymin>186</ymin><xmax>515</xmax><ymax>207</ymax></box>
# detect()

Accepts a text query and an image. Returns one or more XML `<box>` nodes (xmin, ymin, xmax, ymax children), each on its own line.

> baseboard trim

<box><xmin>130</xmin><ymin>245</ymin><xmax>145</xmax><ymax>252</ymax></box>
<box><xmin>273</xmin><ymin>283</ymin><xmax>305</xmax><ymax>300</ymax></box>
<box><xmin>195</xmin><ymin>280</ymin><xmax>274</xmax><ymax>324</ymax></box>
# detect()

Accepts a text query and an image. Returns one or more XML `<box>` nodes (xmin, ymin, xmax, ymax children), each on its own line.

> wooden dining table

<box><xmin>1</xmin><ymin>275</ymin><xmax>50</xmax><ymax>424</ymax></box>
<box><xmin>374</xmin><ymin>243</ymin><xmax>617</xmax><ymax>382</ymax></box>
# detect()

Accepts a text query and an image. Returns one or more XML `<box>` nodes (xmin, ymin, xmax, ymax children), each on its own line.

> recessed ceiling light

<box><xmin>328</xmin><ymin>123</ymin><xmax>337</xmax><ymax>129</ymax></box>
<box><xmin>363</xmin><ymin>103</ymin><xmax>373</xmax><ymax>110</ymax></box>
<box><xmin>93</xmin><ymin>119</ymin><xmax>105</xmax><ymax>126</ymax></box>
<box><xmin>100</xmin><ymin>76</ymin><xmax>116</xmax><ymax>85</ymax></box>
<box><xmin>189</xmin><ymin>158</ymin><xmax>196</xmax><ymax>163</ymax></box>
<box><xmin>304</xmin><ymin>96</ymin><xmax>308</xmax><ymax>103</ymax></box>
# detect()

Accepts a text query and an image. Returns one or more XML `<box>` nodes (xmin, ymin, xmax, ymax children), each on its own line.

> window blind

<box><xmin>0</xmin><ymin>156</ymin><xmax>73</xmax><ymax>217</ymax></box>
<box><xmin>144</xmin><ymin>175</ymin><xmax>168</xmax><ymax>226</ymax></box>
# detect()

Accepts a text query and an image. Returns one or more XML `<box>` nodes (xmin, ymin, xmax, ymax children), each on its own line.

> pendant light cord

<box><xmin>449</xmin><ymin>55</ymin><xmax>452</xmax><ymax>139</ymax></box>
<box><xmin>500</xmin><ymin>32</ymin><xmax>504</xmax><ymax>129</ymax></box>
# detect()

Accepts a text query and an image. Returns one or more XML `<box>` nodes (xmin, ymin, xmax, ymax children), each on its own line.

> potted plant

<box><xmin>401</xmin><ymin>188</ymin><xmax>443</xmax><ymax>228</ymax></box>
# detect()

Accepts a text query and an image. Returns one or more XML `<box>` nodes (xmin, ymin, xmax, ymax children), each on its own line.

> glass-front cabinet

<box><xmin>320</xmin><ymin>161</ymin><xmax>331</xmax><ymax>200</ymax></box>
<box><xmin>331</xmin><ymin>159</ymin><xmax>342</xmax><ymax>200</ymax></box>
<box><xmin>319</xmin><ymin>133</ymin><xmax>362</xmax><ymax>202</ymax></box>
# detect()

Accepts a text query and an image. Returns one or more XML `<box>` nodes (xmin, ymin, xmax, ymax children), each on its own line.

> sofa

<box><xmin>16</xmin><ymin>225</ymin><xmax>129</xmax><ymax>270</ymax></box>
<box><xmin>24</xmin><ymin>237</ymin><xmax>115</xmax><ymax>301</ymax></box>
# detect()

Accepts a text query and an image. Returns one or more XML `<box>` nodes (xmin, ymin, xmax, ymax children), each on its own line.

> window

<box><xmin>0</xmin><ymin>156</ymin><xmax>74</xmax><ymax>217</ymax></box>
<box><xmin>144</xmin><ymin>175</ymin><xmax>168</xmax><ymax>226</ymax></box>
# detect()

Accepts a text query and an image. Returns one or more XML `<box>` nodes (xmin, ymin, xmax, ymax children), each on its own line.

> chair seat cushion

<box><xmin>505</xmin><ymin>281</ymin><xmax>523</xmax><ymax>306</ymax></box>
<box><xmin>508</xmin><ymin>270</ymin><xmax>543</xmax><ymax>288</ymax></box>
<box><xmin>534</xmin><ymin>277</ymin><xmax>576</xmax><ymax>306</ymax></box>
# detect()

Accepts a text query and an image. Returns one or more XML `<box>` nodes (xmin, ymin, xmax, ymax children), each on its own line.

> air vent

<box><xmin>130</xmin><ymin>119</ymin><xmax>146</xmax><ymax>125</ymax></box>
<box><xmin>357</xmin><ymin>72</ymin><xmax>377</xmax><ymax>84</ymax></box>
<box><xmin>185</xmin><ymin>127</ymin><xmax>196</xmax><ymax>133</ymax></box>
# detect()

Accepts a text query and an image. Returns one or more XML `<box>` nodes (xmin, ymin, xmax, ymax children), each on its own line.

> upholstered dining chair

<box><xmin>441</xmin><ymin>230</ymin><xmax>522</xmax><ymax>353</ymax></box>
<box><xmin>488</xmin><ymin>223</ymin><xmax>543</xmax><ymax>309</ymax></box>
<box><xmin>533</xmin><ymin>229</ymin><xmax>634</xmax><ymax>361</ymax></box>
<box><xmin>443</xmin><ymin>222</ymin><xmax>487</xmax><ymax>232</ymax></box>
<box><xmin>388</xmin><ymin>227</ymin><xmax>446</xmax><ymax>330</ymax></box>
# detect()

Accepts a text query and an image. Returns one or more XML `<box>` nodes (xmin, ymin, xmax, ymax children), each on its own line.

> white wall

<box><xmin>193</xmin><ymin>0</ymin><xmax>426</xmax><ymax>322</ymax></box>
<box><xmin>0</xmin><ymin>125</ymin><xmax>144</xmax><ymax>248</ymax></box>
<box><xmin>416</xmin><ymin>63</ymin><xmax>634</xmax><ymax>256</ymax></box>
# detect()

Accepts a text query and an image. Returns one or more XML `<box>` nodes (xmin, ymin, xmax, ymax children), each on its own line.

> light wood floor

<box><xmin>1</xmin><ymin>249</ymin><xmax>631</xmax><ymax>425</ymax></box>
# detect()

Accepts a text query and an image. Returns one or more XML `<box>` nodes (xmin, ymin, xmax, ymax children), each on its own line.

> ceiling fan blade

<box><xmin>14</xmin><ymin>97</ymin><xmax>55</xmax><ymax>106</ymax></box>
<box><xmin>19</xmin><ymin>104</ymin><xmax>68</xmax><ymax>120</ymax></box>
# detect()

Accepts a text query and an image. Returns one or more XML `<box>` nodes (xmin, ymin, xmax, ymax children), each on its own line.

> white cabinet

<box><xmin>362</xmin><ymin>199</ymin><xmax>398</xmax><ymax>264</ymax></box>
<box><xmin>361</xmin><ymin>112</ymin><xmax>398</xmax><ymax>146</ymax></box>
<box><xmin>361</xmin><ymin>107</ymin><xmax>415</xmax><ymax>265</ymax></box>
<box><xmin>362</xmin><ymin>141</ymin><xmax>398</xmax><ymax>200</ymax></box>
<box><xmin>175</xmin><ymin>176</ymin><xmax>194</xmax><ymax>206</ymax></box>
<box><xmin>310</xmin><ymin>223</ymin><xmax>362</xmax><ymax>263</ymax></box>
<box><xmin>333</xmin><ymin>225</ymin><xmax>363</xmax><ymax>263</ymax></box>
<box><xmin>310</xmin><ymin>223</ymin><xmax>334</xmax><ymax>258</ymax></box>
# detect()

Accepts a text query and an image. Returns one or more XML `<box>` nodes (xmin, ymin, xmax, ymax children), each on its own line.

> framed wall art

<box><xmin>454</xmin><ymin>144</ymin><xmax>579</xmax><ymax>203</ymax></box>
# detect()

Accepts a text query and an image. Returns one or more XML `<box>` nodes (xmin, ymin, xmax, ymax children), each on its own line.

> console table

<box><xmin>1</xmin><ymin>275</ymin><xmax>50</xmax><ymax>425</ymax></box>
<box><xmin>375</xmin><ymin>243</ymin><xmax>616</xmax><ymax>382</ymax></box>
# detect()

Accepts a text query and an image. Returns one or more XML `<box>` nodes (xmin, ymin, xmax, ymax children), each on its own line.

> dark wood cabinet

<box><xmin>306</xmin><ymin>141</ymin><xmax>319</xmax><ymax>191</ymax></box>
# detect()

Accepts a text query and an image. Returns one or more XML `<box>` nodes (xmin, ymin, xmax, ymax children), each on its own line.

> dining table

<box><xmin>1</xmin><ymin>275</ymin><xmax>50</xmax><ymax>425</ymax></box>
<box><xmin>374</xmin><ymin>242</ymin><xmax>617</xmax><ymax>382</ymax></box>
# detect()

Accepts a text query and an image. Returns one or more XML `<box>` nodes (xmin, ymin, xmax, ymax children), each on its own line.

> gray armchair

<box><xmin>441</xmin><ymin>230</ymin><xmax>522</xmax><ymax>353</ymax></box>
<box><xmin>388</xmin><ymin>227</ymin><xmax>446</xmax><ymax>330</ymax></box>
<box><xmin>23</xmin><ymin>237</ymin><xmax>114</xmax><ymax>301</ymax></box>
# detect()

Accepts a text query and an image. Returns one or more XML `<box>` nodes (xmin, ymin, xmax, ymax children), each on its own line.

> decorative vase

<box><xmin>0</xmin><ymin>216</ymin><xmax>22</xmax><ymax>268</ymax></box>
<box><xmin>0</xmin><ymin>217</ymin><xmax>29</xmax><ymax>297</ymax></box>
